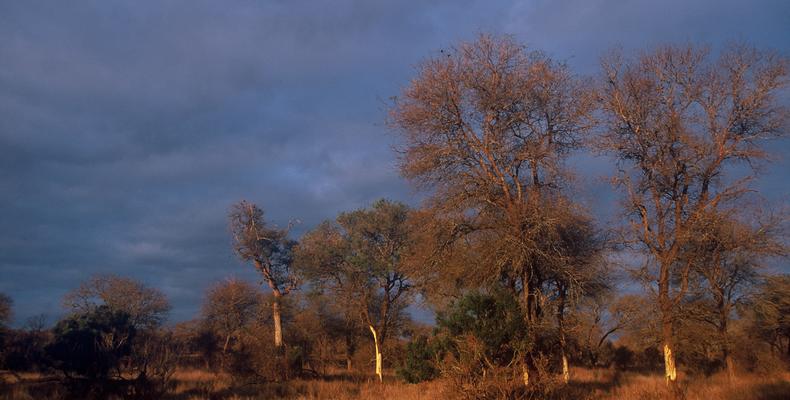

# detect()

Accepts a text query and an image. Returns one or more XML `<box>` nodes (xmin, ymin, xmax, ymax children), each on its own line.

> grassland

<box><xmin>3</xmin><ymin>367</ymin><xmax>789</xmax><ymax>400</ymax></box>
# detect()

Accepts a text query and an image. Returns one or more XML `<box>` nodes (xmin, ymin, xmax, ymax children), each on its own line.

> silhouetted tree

<box><xmin>46</xmin><ymin>305</ymin><xmax>135</xmax><ymax>381</ymax></box>
<box><xmin>64</xmin><ymin>275</ymin><xmax>170</xmax><ymax>330</ymax></box>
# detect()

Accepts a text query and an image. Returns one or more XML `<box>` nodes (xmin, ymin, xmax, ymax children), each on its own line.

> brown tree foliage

<box><xmin>229</xmin><ymin>200</ymin><xmax>298</xmax><ymax>348</ymax></box>
<box><xmin>390</xmin><ymin>33</ymin><xmax>602</xmax><ymax>386</ymax></box>
<box><xmin>201</xmin><ymin>278</ymin><xmax>263</xmax><ymax>355</ymax></box>
<box><xmin>598</xmin><ymin>43</ymin><xmax>788</xmax><ymax>393</ymax></box>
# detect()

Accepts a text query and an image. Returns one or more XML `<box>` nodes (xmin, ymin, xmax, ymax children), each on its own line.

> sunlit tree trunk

<box><xmin>272</xmin><ymin>295</ymin><xmax>283</xmax><ymax>348</ymax></box>
<box><xmin>661</xmin><ymin>312</ymin><xmax>679</xmax><ymax>396</ymax></box>
<box><xmin>369</xmin><ymin>325</ymin><xmax>383</xmax><ymax>382</ymax></box>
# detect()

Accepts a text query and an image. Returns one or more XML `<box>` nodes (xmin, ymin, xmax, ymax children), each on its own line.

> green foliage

<box><xmin>437</xmin><ymin>290</ymin><xmax>528</xmax><ymax>364</ymax></box>
<box><xmin>46</xmin><ymin>305</ymin><xmax>136</xmax><ymax>380</ymax></box>
<box><xmin>397</xmin><ymin>335</ymin><xmax>443</xmax><ymax>383</ymax></box>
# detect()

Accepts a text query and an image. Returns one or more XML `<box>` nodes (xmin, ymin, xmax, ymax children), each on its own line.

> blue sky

<box><xmin>1</xmin><ymin>0</ymin><xmax>788</xmax><ymax>326</ymax></box>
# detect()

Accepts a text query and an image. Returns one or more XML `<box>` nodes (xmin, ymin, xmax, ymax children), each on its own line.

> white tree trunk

<box><xmin>369</xmin><ymin>325</ymin><xmax>383</xmax><ymax>382</ymax></box>
<box><xmin>273</xmin><ymin>299</ymin><xmax>283</xmax><ymax>348</ymax></box>
<box><xmin>522</xmin><ymin>365</ymin><xmax>529</xmax><ymax>387</ymax></box>
<box><xmin>562</xmin><ymin>354</ymin><xmax>570</xmax><ymax>384</ymax></box>
<box><xmin>663</xmin><ymin>343</ymin><xmax>677</xmax><ymax>384</ymax></box>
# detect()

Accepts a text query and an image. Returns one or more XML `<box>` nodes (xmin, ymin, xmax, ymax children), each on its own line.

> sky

<box><xmin>1</xmin><ymin>0</ymin><xmax>788</xmax><ymax>326</ymax></box>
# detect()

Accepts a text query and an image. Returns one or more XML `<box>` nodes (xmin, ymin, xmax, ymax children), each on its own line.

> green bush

<box><xmin>397</xmin><ymin>335</ymin><xmax>442</xmax><ymax>383</ymax></box>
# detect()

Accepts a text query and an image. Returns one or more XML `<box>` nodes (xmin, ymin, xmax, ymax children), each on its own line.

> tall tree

<box><xmin>598</xmin><ymin>44</ymin><xmax>787</xmax><ymax>394</ymax></box>
<box><xmin>229</xmin><ymin>200</ymin><xmax>298</xmax><ymax>349</ymax></box>
<box><xmin>295</xmin><ymin>199</ymin><xmax>414</xmax><ymax>382</ymax></box>
<box><xmin>64</xmin><ymin>274</ymin><xmax>170</xmax><ymax>330</ymax></box>
<box><xmin>389</xmin><ymin>34</ymin><xmax>598</xmax><ymax>385</ymax></box>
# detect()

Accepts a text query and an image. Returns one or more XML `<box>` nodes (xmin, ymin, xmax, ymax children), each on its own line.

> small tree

<box><xmin>46</xmin><ymin>305</ymin><xmax>135</xmax><ymax>381</ymax></box>
<box><xmin>296</xmin><ymin>199</ymin><xmax>415</xmax><ymax>382</ymax></box>
<box><xmin>229</xmin><ymin>200</ymin><xmax>298</xmax><ymax>349</ymax></box>
<box><xmin>201</xmin><ymin>278</ymin><xmax>263</xmax><ymax>355</ymax></box>
<box><xmin>749</xmin><ymin>274</ymin><xmax>790</xmax><ymax>361</ymax></box>
<box><xmin>685</xmin><ymin>208</ymin><xmax>785</xmax><ymax>379</ymax></box>
<box><xmin>64</xmin><ymin>275</ymin><xmax>170</xmax><ymax>330</ymax></box>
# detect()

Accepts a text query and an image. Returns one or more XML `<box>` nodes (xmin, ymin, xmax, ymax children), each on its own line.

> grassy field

<box><xmin>2</xmin><ymin>368</ymin><xmax>789</xmax><ymax>399</ymax></box>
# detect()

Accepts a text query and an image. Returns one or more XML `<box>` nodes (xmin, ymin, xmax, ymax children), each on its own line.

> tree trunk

<box><xmin>223</xmin><ymin>333</ymin><xmax>231</xmax><ymax>353</ymax></box>
<box><xmin>558</xmin><ymin>288</ymin><xmax>570</xmax><ymax>384</ymax></box>
<box><xmin>369</xmin><ymin>325</ymin><xmax>383</xmax><ymax>382</ymax></box>
<box><xmin>719</xmin><ymin>313</ymin><xmax>735</xmax><ymax>382</ymax></box>
<box><xmin>658</xmin><ymin>259</ymin><xmax>680</xmax><ymax>398</ymax></box>
<box><xmin>662</xmin><ymin>314</ymin><xmax>680</xmax><ymax>398</ymax></box>
<box><xmin>345</xmin><ymin>334</ymin><xmax>355</xmax><ymax>372</ymax></box>
<box><xmin>272</xmin><ymin>292</ymin><xmax>283</xmax><ymax>348</ymax></box>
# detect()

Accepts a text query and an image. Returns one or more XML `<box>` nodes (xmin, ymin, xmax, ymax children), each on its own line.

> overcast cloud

<box><xmin>1</xmin><ymin>0</ymin><xmax>788</xmax><ymax>325</ymax></box>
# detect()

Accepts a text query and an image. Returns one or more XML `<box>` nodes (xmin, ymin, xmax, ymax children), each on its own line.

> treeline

<box><xmin>1</xmin><ymin>35</ymin><xmax>789</xmax><ymax>400</ymax></box>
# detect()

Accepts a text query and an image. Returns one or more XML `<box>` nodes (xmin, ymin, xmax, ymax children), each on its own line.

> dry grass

<box><xmin>2</xmin><ymin>368</ymin><xmax>788</xmax><ymax>399</ymax></box>
<box><xmin>165</xmin><ymin>369</ymin><xmax>446</xmax><ymax>400</ymax></box>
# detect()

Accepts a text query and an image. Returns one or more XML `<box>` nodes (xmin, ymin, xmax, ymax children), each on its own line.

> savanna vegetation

<box><xmin>1</xmin><ymin>35</ymin><xmax>789</xmax><ymax>400</ymax></box>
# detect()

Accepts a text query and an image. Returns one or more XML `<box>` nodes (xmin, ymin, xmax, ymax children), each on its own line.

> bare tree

<box><xmin>295</xmin><ymin>199</ymin><xmax>414</xmax><ymax>382</ymax></box>
<box><xmin>749</xmin><ymin>274</ymin><xmax>790</xmax><ymax>360</ymax></box>
<box><xmin>201</xmin><ymin>278</ymin><xmax>263</xmax><ymax>354</ymax></box>
<box><xmin>64</xmin><ymin>274</ymin><xmax>170</xmax><ymax>330</ymax></box>
<box><xmin>575</xmin><ymin>293</ymin><xmax>645</xmax><ymax>367</ymax></box>
<box><xmin>390</xmin><ymin>34</ymin><xmax>598</xmax><ymax>386</ymax></box>
<box><xmin>229</xmin><ymin>200</ymin><xmax>298</xmax><ymax>349</ymax></box>
<box><xmin>598</xmin><ymin>44</ymin><xmax>787</xmax><ymax>394</ymax></box>
<box><xmin>687</xmin><ymin>208</ymin><xmax>786</xmax><ymax>380</ymax></box>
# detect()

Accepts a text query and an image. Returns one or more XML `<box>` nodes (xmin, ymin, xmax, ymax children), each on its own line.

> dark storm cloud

<box><xmin>1</xmin><ymin>0</ymin><xmax>788</xmax><ymax>325</ymax></box>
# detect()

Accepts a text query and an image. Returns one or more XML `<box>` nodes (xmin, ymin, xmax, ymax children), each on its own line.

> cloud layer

<box><xmin>1</xmin><ymin>0</ymin><xmax>788</xmax><ymax>325</ymax></box>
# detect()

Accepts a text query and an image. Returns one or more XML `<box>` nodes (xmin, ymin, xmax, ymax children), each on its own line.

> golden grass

<box><xmin>2</xmin><ymin>368</ymin><xmax>788</xmax><ymax>399</ymax></box>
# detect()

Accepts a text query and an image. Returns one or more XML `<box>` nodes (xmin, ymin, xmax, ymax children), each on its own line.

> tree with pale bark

<box><xmin>295</xmin><ymin>199</ymin><xmax>414</xmax><ymax>382</ymax></box>
<box><xmin>598</xmin><ymin>43</ymin><xmax>788</xmax><ymax>395</ymax></box>
<box><xmin>229</xmin><ymin>200</ymin><xmax>298</xmax><ymax>349</ymax></box>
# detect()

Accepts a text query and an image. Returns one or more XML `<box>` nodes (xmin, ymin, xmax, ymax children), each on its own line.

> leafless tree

<box><xmin>686</xmin><ymin>207</ymin><xmax>786</xmax><ymax>380</ymax></box>
<box><xmin>229</xmin><ymin>200</ymin><xmax>298</xmax><ymax>349</ymax></box>
<box><xmin>598</xmin><ymin>43</ymin><xmax>787</xmax><ymax>394</ymax></box>
<box><xmin>201</xmin><ymin>278</ymin><xmax>263</xmax><ymax>355</ymax></box>
<box><xmin>749</xmin><ymin>274</ymin><xmax>790</xmax><ymax>360</ymax></box>
<box><xmin>63</xmin><ymin>274</ymin><xmax>170</xmax><ymax>330</ymax></box>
